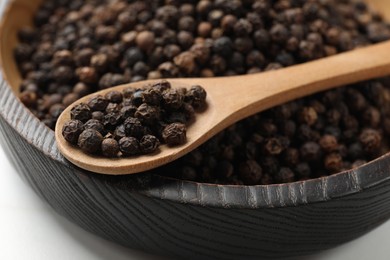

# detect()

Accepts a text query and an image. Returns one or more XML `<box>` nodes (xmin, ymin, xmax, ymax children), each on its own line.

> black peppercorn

<box><xmin>91</xmin><ymin>53</ymin><xmax>108</xmax><ymax>73</ymax></box>
<box><xmin>136</xmin><ymin>31</ymin><xmax>155</xmax><ymax>51</ymax></box>
<box><xmin>135</xmin><ymin>103</ymin><xmax>160</xmax><ymax>125</ymax></box>
<box><xmin>78</xmin><ymin>129</ymin><xmax>103</xmax><ymax>154</ymax></box>
<box><xmin>84</xmin><ymin>119</ymin><xmax>106</xmax><ymax>136</ymax></box>
<box><xmin>239</xmin><ymin>160</ymin><xmax>262</xmax><ymax>185</ymax></box>
<box><xmin>52</xmin><ymin>66</ymin><xmax>74</xmax><ymax>84</ymax></box>
<box><xmin>270</xmin><ymin>24</ymin><xmax>289</xmax><ymax>43</ymax></box>
<box><xmin>359</xmin><ymin>129</ymin><xmax>382</xmax><ymax>153</ymax></box>
<box><xmin>140</xmin><ymin>135</ymin><xmax>160</xmax><ymax>154</ymax></box>
<box><xmin>264</xmin><ymin>137</ymin><xmax>287</xmax><ymax>155</ymax></box>
<box><xmin>70</xmin><ymin>103</ymin><xmax>91</xmax><ymax>122</ymax></box>
<box><xmin>174</xmin><ymin>52</ymin><xmax>196</xmax><ymax>74</ymax></box>
<box><xmin>101</xmin><ymin>138</ymin><xmax>120</xmax><ymax>157</ymax></box>
<box><xmin>162</xmin><ymin>123</ymin><xmax>187</xmax><ymax>146</ymax></box>
<box><xmin>295</xmin><ymin>163</ymin><xmax>311</xmax><ymax>179</ymax></box>
<box><xmin>87</xmin><ymin>95</ymin><xmax>109</xmax><ymax>112</ymax></box>
<box><xmin>74</xmin><ymin>48</ymin><xmax>94</xmax><ymax>67</ymax></box>
<box><xmin>19</xmin><ymin>90</ymin><xmax>37</xmax><ymax>108</ymax></box>
<box><xmin>142</xmin><ymin>88</ymin><xmax>161</xmax><ymax>106</ymax></box>
<box><xmin>62</xmin><ymin>119</ymin><xmax>84</xmax><ymax>145</ymax></box>
<box><xmin>119</xmin><ymin>137</ymin><xmax>140</xmax><ymax>156</ymax></box>
<box><xmin>213</xmin><ymin>37</ymin><xmax>233</xmax><ymax>57</ymax></box>
<box><xmin>275</xmin><ymin>167</ymin><xmax>295</xmax><ymax>183</ymax></box>
<box><xmin>162</xmin><ymin>89</ymin><xmax>184</xmax><ymax>110</ymax></box>
<box><xmin>186</xmin><ymin>85</ymin><xmax>207</xmax><ymax>109</ymax></box>
<box><xmin>120</xmin><ymin>105</ymin><xmax>137</xmax><ymax>120</ymax></box>
<box><xmin>177</xmin><ymin>31</ymin><xmax>194</xmax><ymax>50</ymax></box>
<box><xmin>105</xmin><ymin>91</ymin><xmax>123</xmax><ymax>104</ymax></box>
<box><xmin>76</xmin><ymin>67</ymin><xmax>98</xmax><ymax>84</ymax></box>
<box><xmin>123</xmin><ymin>117</ymin><xmax>144</xmax><ymax>138</ymax></box>
<box><xmin>348</xmin><ymin>142</ymin><xmax>364</xmax><ymax>160</ymax></box>
<box><xmin>91</xmin><ymin>111</ymin><xmax>104</xmax><ymax>121</ymax></box>
<box><xmin>63</xmin><ymin>93</ymin><xmax>79</xmax><ymax>107</ymax></box>
<box><xmin>125</xmin><ymin>47</ymin><xmax>144</xmax><ymax>67</ymax></box>
<box><xmin>99</xmin><ymin>73</ymin><xmax>127</xmax><ymax>90</ymax></box>
<box><xmin>103</xmin><ymin>112</ymin><xmax>122</xmax><ymax>130</ymax></box>
<box><xmin>324</xmin><ymin>153</ymin><xmax>343</xmax><ymax>173</ymax></box>
<box><xmin>246</xmin><ymin>50</ymin><xmax>265</xmax><ymax>67</ymax></box>
<box><xmin>284</xmin><ymin>148</ymin><xmax>300</xmax><ymax>166</ymax></box>
<box><xmin>319</xmin><ymin>135</ymin><xmax>338</xmax><ymax>153</ymax></box>
<box><xmin>105</xmin><ymin>103</ymin><xmax>121</xmax><ymax>114</ymax></box>
<box><xmin>234</xmin><ymin>19</ymin><xmax>253</xmax><ymax>37</ymax></box>
<box><xmin>73</xmin><ymin>83</ymin><xmax>90</xmax><ymax>96</ymax></box>
<box><xmin>52</xmin><ymin>50</ymin><xmax>73</xmax><ymax>67</ymax></box>
<box><xmin>300</xmin><ymin>142</ymin><xmax>322</xmax><ymax>162</ymax></box>
<box><xmin>129</xmin><ymin>90</ymin><xmax>143</xmax><ymax>107</ymax></box>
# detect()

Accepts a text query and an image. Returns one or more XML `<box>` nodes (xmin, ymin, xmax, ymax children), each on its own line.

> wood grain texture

<box><xmin>56</xmin><ymin>41</ymin><xmax>390</xmax><ymax>175</ymax></box>
<box><xmin>1</xmin><ymin>0</ymin><xmax>390</xmax><ymax>259</ymax></box>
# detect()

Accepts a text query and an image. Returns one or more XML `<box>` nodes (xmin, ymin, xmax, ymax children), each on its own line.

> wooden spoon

<box><xmin>55</xmin><ymin>41</ymin><xmax>390</xmax><ymax>175</ymax></box>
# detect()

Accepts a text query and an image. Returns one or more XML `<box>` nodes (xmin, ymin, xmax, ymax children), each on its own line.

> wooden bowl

<box><xmin>1</xmin><ymin>0</ymin><xmax>390</xmax><ymax>258</ymax></box>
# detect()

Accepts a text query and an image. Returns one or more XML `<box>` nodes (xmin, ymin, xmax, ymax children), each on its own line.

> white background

<box><xmin>1</xmin><ymin>144</ymin><xmax>390</xmax><ymax>260</ymax></box>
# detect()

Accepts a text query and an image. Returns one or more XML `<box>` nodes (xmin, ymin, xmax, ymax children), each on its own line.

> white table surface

<box><xmin>1</xmin><ymin>144</ymin><xmax>390</xmax><ymax>260</ymax></box>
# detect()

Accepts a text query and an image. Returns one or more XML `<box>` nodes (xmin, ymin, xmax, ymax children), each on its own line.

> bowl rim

<box><xmin>1</xmin><ymin>0</ymin><xmax>390</xmax><ymax>209</ymax></box>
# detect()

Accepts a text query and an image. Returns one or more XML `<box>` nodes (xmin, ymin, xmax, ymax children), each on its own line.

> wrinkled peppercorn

<box><xmin>186</xmin><ymin>85</ymin><xmax>207</xmax><ymax>109</ymax></box>
<box><xmin>87</xmin><ymin>95</ymin><xmax>109</xmax><ymax>112</ymax></box>
<box><xmin>162</xmin><ymin>123</ymin><xmax>187</xmax><ymax>146</ymax></box>
<box><xmin>119</xmin><ymin>137</ymin><xmax>140</xmax><ymax>156</ymax></box>
<box><xmin>103</xmin><ymin>112</ymin><xmax>122</xmax><ymax>130</ymax></box>
<box><xmin>140</xmin><ymin>135</ymin><xmax>160</xmax><ymax>154</ymax></box>
<box><xmin>62</xmin><ymin>119</ymin><xmax>84</xmax><ymax>145</ymax></box>
<box><xmin>84</xmin><ymin>119</ymin><xmax>106</xmax><ymax>136</ymax></box>
<box><xmin>78</xmin><ymin>129</ymin><xmax>103</xmax><ymax>154</ymax></box>
<box><xmin>124</xmin><ymin>117</ymin><xmax>144</xmax><ymax>138</ymax></box>
<box><xmin>70</xmin><ymin>103</ymin><xmax>91</xmax><ymax>122</ymax></box>
<box><xmin>142</xmin><ymin>88</ymin><xmax>161</xmax><ymax>106</ymax></box>
<box><xmin>163</xmin><ymin>89</ymin><xmax>184</xmax><ymax>110</ymax></box>
<box><xmin>134</xmin><ymin>103</ymin><xmax>160</xmax><ymax>125</ymax></box>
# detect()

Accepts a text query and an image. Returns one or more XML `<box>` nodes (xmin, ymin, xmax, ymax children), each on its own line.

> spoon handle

<box><xmin>208</xmin><ymin>40</ymin><xmax>390</xmax><ymax>125</ymax></box>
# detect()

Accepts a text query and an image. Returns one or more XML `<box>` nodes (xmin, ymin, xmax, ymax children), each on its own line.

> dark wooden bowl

<box><xmin>2</xmin><ymin>0</ymin><xmax>390</xmax><ymax>259</ymax></box>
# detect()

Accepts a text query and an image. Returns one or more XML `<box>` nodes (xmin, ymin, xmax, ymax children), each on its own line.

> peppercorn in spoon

<box><xmin>55</xmin><ymin>41</ymin><xmax>390</xmax><ymax>175</ymax></box>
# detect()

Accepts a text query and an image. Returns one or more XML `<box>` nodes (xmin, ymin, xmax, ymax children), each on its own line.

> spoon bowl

<box><xmin>56</xmin><ymin>40</ymin><xmax>390</xmax><ymax>175</ymax></box>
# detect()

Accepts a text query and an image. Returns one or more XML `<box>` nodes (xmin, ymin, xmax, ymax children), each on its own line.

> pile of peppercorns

<box><xmin>15</xmin><ymin>0</ymin><xmax>390</xmax><ymax>129</ymax></box>
<box><xmin>14</xmin><ymin>0</ymin><xmax>390</xmax><ymax>184</ymax></box>
<box><xmin>163</xmin><ymin>77</ymin><xmax>390</xmax><ymax>185</ymax></box>
<box><xmin>62</xmin><ymin>80</ymin><xmax>206</xmax><ymax>157</ymax></box>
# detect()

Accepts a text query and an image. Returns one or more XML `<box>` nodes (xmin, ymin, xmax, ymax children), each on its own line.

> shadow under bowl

<box><xmin>1</xmin><ymin>0</ymin><xmax>390</xmax><ymax>259</ymax></box>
